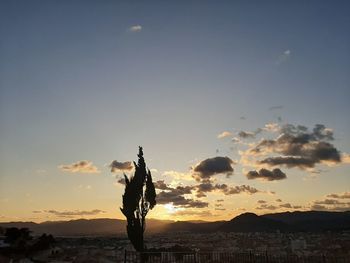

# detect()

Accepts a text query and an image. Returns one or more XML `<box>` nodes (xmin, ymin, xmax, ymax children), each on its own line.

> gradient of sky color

<box><xmin>1</xmin><ymin>0</ymin><xmax>349</xmax><ymax>222</ymax></box>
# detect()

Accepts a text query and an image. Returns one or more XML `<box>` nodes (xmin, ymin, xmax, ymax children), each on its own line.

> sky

<box><xmin>0</xmin><ymin>0</ymin><xmax>349</xmax><ymax>223</ymax></box>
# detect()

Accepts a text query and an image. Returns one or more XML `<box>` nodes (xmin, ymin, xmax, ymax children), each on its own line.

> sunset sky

<box><xmin>1</xmin><ymin>1</ymin><xmax>349</xmax><ymax>223</ymax></box>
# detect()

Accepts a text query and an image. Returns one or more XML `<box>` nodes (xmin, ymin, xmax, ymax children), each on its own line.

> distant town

<box><xmin>1</xmin><ymin>211</ymin><xmax>349</xmax><ymax>262</ymax></box>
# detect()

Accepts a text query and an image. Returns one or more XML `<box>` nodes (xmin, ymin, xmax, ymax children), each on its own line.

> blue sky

<box><xmin>1</xmin><ymin>0</ymin><xmax>349</xmax><ymax>222</ymax></box>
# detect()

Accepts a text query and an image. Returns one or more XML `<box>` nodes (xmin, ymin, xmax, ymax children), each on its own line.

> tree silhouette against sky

<box><xmin>120</xmin><ymin>147</ymin><xmax>156</xmax><ymax>252</ymax></box>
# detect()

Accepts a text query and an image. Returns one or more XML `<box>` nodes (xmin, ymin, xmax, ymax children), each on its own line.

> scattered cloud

<box><xmin>154</xmin><ymin>180</ymin><xmax>174</xmax><ymax>190</ymax></box>
<box><xmin>279</xmin><ymin>203</ymin><xmax>292</xmax><ymax>208</ymax></box>
<box><xmin>155</xmin><ymin>182</ymin><xmax>206</xmax><ymax>208</ymax></box>
<box><xmin>326</xmin><ymin>192</ymin><xmax>350</xmax><ymax>199</ymax></box>
<box><xmin>58</xmin><ymin>161</ymin><xmax>100</xmax><ymax>174</ymax></box>
<box><xmin>269</xmin><ymin>105</ymin><xmax>284</xmax><ymax>111</ymax></box>
<box><xmin>232</xmin><ymin>137</ymin><xmax>241</xmax><ymax>144</ymax></box>
<box><xmin>116</xmin><ymin>177</ymin><xmax>126</xmax><ymax>185</ymax></box>
<box><xmin>129</xmin><ymin>25</ymin><xmax>142</xmax><ymax>32</ymax></box>
<box><xmin>238</xmin><ymin>131</ymin><xmax>256</xmax><ymax>139</ymax></box>
<box><xmin>157</xmin><ymin>191</ymin><xmax>208</xmax><ymax>208</ymax></box>
<box><xmin>173</xmin><ymin>210</ymin><xmax>213</xmax><ymax>217</ymax></box>
<box><xmin>263</xmin><ymin>123</ymin><xmax>280</xmax><ymax>133</ymax></box>
<box><xmin>259</xmin><ymin>157</ymin><xmax>317</xmax><ymax>169</ymax></box>
<box><xmin>110</xmin><ymin>160</ymin><xmax>133</xmax><ymax>173</ymax></box>
<box><xmin>44</xmin><ymin>209</ymin><xmax>106</xmax><ymax>218</ymax></box>
<box><xmin>243</xmin><ymin>124</ymin><xmax>343</xmax><ymax>171</ymax></box>
<box><xmin>246</xmin><ymin>168</ymin><xmax>287</xmax><ymax>181</ymax></box>
<box><xmin>311</xmin><ymin>192</ymin><xmax>350</xmax><ymax>212</ymax></box>
<box><xmin>256</xmin><ymin>204</ymin><xmax>278</xmax><ymax>210</ymax></box>
<box><xmin>257</xmin><ymin>202</ymin><xmax>302</xmax><ymax>210</ymax></box>
<box><xmin>195</xmin><ymin>182</ymin><xmax>262</xmax><ymax>197</ymax></box>
<box><xmin>314</xmin><ymin>199</ymin><xmax>349</xmax><ymax>205</ymax></box>
<box><xmin>193</xmin><ymin>156</ymin><xmax>234</xmax><ymax>181</ymax></box>
<box><xmin>276</xmin><ymin>49</ymin><xmax>291</xmax><ymax>65</ymax></box>
<box><xmin>217</xmin><ymin>131</ymin><xmax>232</xmax><ymax>139</ymax></box>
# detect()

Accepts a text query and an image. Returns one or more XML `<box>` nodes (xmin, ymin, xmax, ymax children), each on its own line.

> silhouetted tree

<box><xmin>4</xmin><ymin>227</ymin><xmax>32</xmax><ymax>250</ymax></box>
<box><xmin>120</xmin><ymin>147</ymin><xmax>156</xmax><ymax>252</ymax></box>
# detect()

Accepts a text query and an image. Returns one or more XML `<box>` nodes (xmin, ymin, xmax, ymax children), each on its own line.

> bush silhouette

<box><xmin>120</xmin><ymin>146</ymin><xmax>156</xmax><ymax>252</ymax></box>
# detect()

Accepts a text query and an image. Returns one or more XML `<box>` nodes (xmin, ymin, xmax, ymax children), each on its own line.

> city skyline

<box><xmin>1</xmin><ymin>0</ymin><xmax>350</xmax><ymax>223</ymax></box>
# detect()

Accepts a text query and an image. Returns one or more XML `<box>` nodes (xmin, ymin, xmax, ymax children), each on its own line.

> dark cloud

<box><xmin>249</xmin><ymin>124</ymin><xmax>341</xmax><ymax>170</ymax></box>
<box><xmin>222</xmin><ymin>185</ymin><xmax>260</xmax><ymax>195</ymax></box>
<box><xmin>238</xmin><ymin>131</ymin><xmax>256</xmax><ymax>139</ymax></box>
<box><xmin>215</xmin><ymin>208</ymin><xmax>226</xmax><ymax>211</ymax></box>
<box><xmin>256</xmin><ymin>204</ymin><xmax>278</xmax><ymax>210</ymax></box>
<box><xmin>216</xmin><ymin>199</ymin><xmax>224</xmax><ymax>202</ymax></box>
<box><xmin>45</xmin><ymin>209</ymin><xmax>105</xmax><ymax>217</ymax></box>
<box><xmin>215</xmin><ymin>203</ymin><xmax>223</xmax><ymax>207</ymax></box>
<box><xmin>154</xmin><ymin>180</ymin><xmax>172</xmax><ymax>190</ymax></box>
<box><xmin>238</xmin><ymin>128</ymin><xmax>263</xmax><ymax>139</ymax></box>
<box><xmin>313</xmin><ymin>124</ymin><xmax>334</xmax><ymax>141</ymax></box>
<box><xmin>259</xmin><ymin>157</ymin><xmax>316</xmax><ymax>169</ymax></box>
<box><xmin>311</xmin><ymin>195</ymin><xmax>350</xmax><ymax>212</ymax></box>
<box><xmin>193</xmin><ymin>156</ymin><xmax>234</xmax><ymax>181</ymax></box>
<box><xmin>109</xmin><ymin>160</ymin><xmax>133</xmax><ymax>173</ymax></box>
<box><xmin>117</xmin><ymin>177</ymin><xmax>126</xmax><ymax>185</ymax></box>
<box><xmin>154</xmin><ymin>183</ymin><xmax>204</xmax><ymax>208</ymax></box>
<box><xmin>257</xmin><ymin>201</ymin><xmax>302</xmax><ymax>211</ymax></box>
<box><xmin>58</xmin><ymin>160</ymin><xmax>100</xmax><ymax>174</ymax></box>
<box><xmin>276</xmin><ymin>199</ymin><xmax>282</xmax><ymax>202</ymax></box>
<box><xmin>195</xmin><ymin>182</ymin><xmax>261</xmax><ymax>197</ymax></box>
<box><xmin>314</xmin><ymin>199</ymin><xmax>348</xmax><ymax>205</ymax></box>
<box><xmin>257</xmin><ymin>200</ymin><xmax>266</xmax><ymax>204</ymax></box>
<box><xmin>279</xmin><ymin>203</ymin><xmax>292</xmax><ymax>208</ymax></box>
<box><xmin>246</xmin><ymin>168</ymin><xmax>286</xmax><ymax>181</ymax></box>
<box><xmin>240</xmin><ymin>116</ymin><xmax>246</xmax><ymax>120</ymax></box>
<box><xmin>326</xmin><ymin>192</ymin><xmax>350</xmax><ymax>199</ymax></box>
<box><xmin>311</xmin><ymin>204</ymin><xmax>350</xmax><ymax>212</ymax></box>
<box><xmin>269</xmin><ymin>105</ymin><xmax>284</xmax><ymax>110</ymax></box>
<box><xmin>157</xmin><ymin>191</ymin><xmax>208</xmax><ymax>208</ymax></box>
<box><xmin>311</xmin><ymin>204</ymin><xmax>326</xmax><ymax>210</ymax></box>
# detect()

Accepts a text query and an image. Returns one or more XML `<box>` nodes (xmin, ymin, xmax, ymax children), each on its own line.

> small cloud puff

<box><xmin>129</xmin><ymin>25</ymin><xmax>142</xmax><ymax>32</ymax></box>
<box><xmin>193</xmin><ymin>156</ymin><xmax>234</xmax><ymax>181</ymax></box>
<box><xmin>58</xmin><ymin>161</ymin><xmax>100</xmax><ymax>174</ymax></box>
<box><xmin>276</xmin><ymin>49</ymin><xmax>291</xmax><ymax>65</ymax></box>
<box><xmin>110</xmin><ymin>160</ymin><xmax>133</xmax><ymax>173</ymax></box>
<box><xmin>217</xmin><ymin>131</ymin><xmax>232</xmax><ymax>139</ymax></box>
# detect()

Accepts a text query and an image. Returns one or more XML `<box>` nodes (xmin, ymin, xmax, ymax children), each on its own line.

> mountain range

<box><xmin>0</xmin><ymin>211</ymin><xmax>349</xmax><ymax>236</ymax></box>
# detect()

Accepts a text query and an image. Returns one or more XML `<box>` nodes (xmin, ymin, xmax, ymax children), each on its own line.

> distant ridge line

<box><xmin>0</xmin><ymin>211</ymin><xmax>349</xmax><ymax>236</ymax></box>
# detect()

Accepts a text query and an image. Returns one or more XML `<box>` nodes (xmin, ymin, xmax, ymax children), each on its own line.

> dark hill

<box><xmin>218</xmin><ymin>212</ymin><xmax>288</xmax><ymax>232</ymax></box>
<box><xmin>0</xmin><ymin>218</ymin><xmax>172</xmax><ymax>236</ymax></box>
<box><xmin>263</xmin><ymin>211</ymin><xmax>350</xmax><ymax>232</ymax></box>
<box><xmin>1</xmin><ymin>211</ymin><xmax>349</xmax><ymax>236</ymax></box>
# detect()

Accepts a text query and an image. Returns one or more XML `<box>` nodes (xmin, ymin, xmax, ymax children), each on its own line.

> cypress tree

<box><xmin>120</xmin><ymin>147</ymin><xmax>156</xmax><ymax>252</ymax></box>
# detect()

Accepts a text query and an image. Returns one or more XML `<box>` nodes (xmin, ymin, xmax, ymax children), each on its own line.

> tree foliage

<box><xmin>120</xmin><ymin>147</ymin><xmax>156</xmax><ymax>252</ymax></box>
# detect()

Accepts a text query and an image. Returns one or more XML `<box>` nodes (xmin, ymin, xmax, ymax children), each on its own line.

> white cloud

<box><xmin>276</xmin><ymin>49</ymin><xmax>291</xmax><ymax>64</ymax></box>
<box><xmin>129</xmin><ymin>25</ymin><xmax>142</xmax><ymax>32</ymax></box>
<box><xmin>217</xmin><ymin>131</ymin><xmax>232</xmax><ymax>139</ymax></box>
